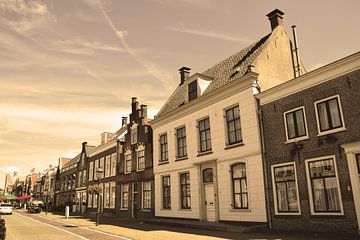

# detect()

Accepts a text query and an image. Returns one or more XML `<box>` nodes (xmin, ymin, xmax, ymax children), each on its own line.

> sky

<box><xmin>0</xmin><ymin>0</ymin><xmax>359</xmax><ymax>188</ymax></box>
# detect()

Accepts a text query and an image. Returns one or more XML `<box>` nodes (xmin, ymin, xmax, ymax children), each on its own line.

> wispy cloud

<box><xmin>166</xmin><ymin>24</ymin><xmax>250</xmax><ymax>43</ymax></box>
<box><xmin>148</xmin><ymin>0</ymin><xmax>216</xmax><ymax>9</ymax></box>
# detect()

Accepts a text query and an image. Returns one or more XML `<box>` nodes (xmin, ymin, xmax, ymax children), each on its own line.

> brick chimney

<box><xmin>141</xmin><ymin>104</ymin><xmax>147</xmax><ymax>118</ymax></box>
<box><xmin>131</xmin><ymin>97</ymin><xmax>139</xmax><ymax>120</ymax></box>
<box><xmin>179</xmin><ymin>67</ymin><xmax>191</xmax><ymax>85</ymax></box>
<box><xmin>266</xmin><ymin>9</ymin><xmax>284</xmax><ymax>31</ymax></box>
<box><xmin>122</xmin><ymin>117</ymin><xmax>128</xmax><ymax>127</ymax></box>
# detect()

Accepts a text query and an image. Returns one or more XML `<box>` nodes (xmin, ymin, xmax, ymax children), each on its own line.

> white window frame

<box><xmin>88</xmin><ymin>161</ymin><xmax>94</xmax><ymax>181</ymax></box>
<box><xmin>104</xmin><ymin>183</ymin><xmax>110</xmax><ymax>209</ymax></box>
<box><xmin>110</xmin><ymin>153</ymin><xmax>117</xmax><ymax>176</ymax></box>
<box><xmin>159</xmin><ymin>132</ymin><xmax>168</xmax><ymax>163</ymax></box>
<box><xmin>223</xmin><ymin>104</ymin><xmax>243</xmax><ymax>146</ymax></box>
<box><xmin>121</xmin><ymin>184</ymin><xmax>129</xmax><ymax>210</ymax></box>
<box><xmin>137</xmin><ymin>145</ymin><xmax>145</xmax><ymax>172</ymax></box>
<box><xmin>124</xmin><ymin>150</ymin><xmax>132</xmax><ymax>174</ymax></box>
<box><xmin>314</xmin><ymin>95</ymin><xmax>346</xmax><ymax>136</ymax></box>
<box><xmin>110</xmin><ymin>182</ymin><xmax>116</xmax><ymax>209</ymax></box>
<box><xmin>283</xmin><ymin>106</ymin><xmax>309</xmax><ymax>143</ymax></box>
<box><xmin>105</xmin><ymin>155</ymin><xmax>111</xmax><ymax>178</ymax></box>
<box><xmin>197</xmin><ymin>116</ymin><xmax>212</xmax><ymax>153</ymax></box>
<box><xmin>141</xmin><ymin>181</ymin><xmax>152</xmax><ymax>210</ymax></box>
<box><xmin>179</xmin><ymin>171</ymin><xmax>191</xmax><ymax>210</ymax></box>
<box><xmin>131</xmin><ymin>123</ymin><xmax>138</xmax><ymax>144</ymax></box>
<box><xmin>161</xmin><ymin>175</ymin><xmax>171</xmax><ymax>210</ymax></box>
<box><xmin>271</xmin><ymin>162</ymin><xmax>301</xmax><ymax>215</ymax></box>
<box><xmin>175</xmin><ymin>126</ymin><xmax>187</xmax><ymax>159</ymax></box>
<box><xmin>305</xmin><ymin>155</ymin><xmax>344</xmax><ymax>215</ymax></box>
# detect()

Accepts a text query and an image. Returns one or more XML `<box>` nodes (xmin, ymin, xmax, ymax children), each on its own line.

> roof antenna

<box><xmin>291</xmin><ymin>25</ymin><xmax>301</xmax><ymax>78</ymax></box>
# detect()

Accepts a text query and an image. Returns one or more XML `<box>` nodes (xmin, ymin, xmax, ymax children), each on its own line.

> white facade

<box><xmin>153</xmin><ymin>74</ymin><xmax>267</xmax><ymax>222</ymax></box>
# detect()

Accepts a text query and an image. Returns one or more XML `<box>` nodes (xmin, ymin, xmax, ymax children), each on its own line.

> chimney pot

<box><xmin>131</xmin><ymin>97</ymin><xmax>137</xmax><ymax>103</ymax></box>
<box><xmin>179</xmin><ymin>67</ymin><xmax>191</xmax><ymax>85</ymax></box>
<box><xmin>266</xmin><ymin>9</ymin><xmax>284</xmax><ymax>31</ymax></box>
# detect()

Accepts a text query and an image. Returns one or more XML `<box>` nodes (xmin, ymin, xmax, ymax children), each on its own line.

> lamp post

<box><xmin>95</xmin><ymin>167</ymin><xmax>103</xmax><ymax>226</ymax></box>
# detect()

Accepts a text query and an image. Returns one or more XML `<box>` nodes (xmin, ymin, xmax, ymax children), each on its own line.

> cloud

<box><xmin>0</xmin><ymin>166</ymin><xmax>19</xmax><ymax>174</ymax></box>
<box><xmin>166</xmin><ymin>24</ymin><xmax>251</xmax><ymax>43</ymax></box>
<box><xmin>148</xmin><ymin>0</ymin><xmax>216</xmax><ymax>9</ymax></box>
<box><xmin>0</xmin><ymin>0</ymin><xmax>53</xmax><ymax>33</ymax></box>
<box><xmin>115</xmin><ymin>30</ymin><xmax>128</xmax><ymax>39</ymax></box>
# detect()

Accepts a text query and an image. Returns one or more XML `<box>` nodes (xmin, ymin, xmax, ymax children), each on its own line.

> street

<box><xmin>2</xmin><ymin>211</ymin><xmax>130</xmax><ymax>240</ymax></box>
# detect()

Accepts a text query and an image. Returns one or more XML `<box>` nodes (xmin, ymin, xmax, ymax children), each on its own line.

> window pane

<box><xmin>295</xmin><ymin>110</ymin><xmax>306</xmax><ymax>136</ymax></box>
<box><xmin>203</xmin><ymin>168</ymin><xmax>213</xmax><ymax>183</ymax></box>
<box><xmin>287</xmin><ymin>181</ymin><xmax>299</xmax><ymax>211</ymax></box>
<box><xmin>234</xmin><ymin>194</ymin><xmax>241</xmax><ymax>208</ymax></box>
<box><xmin>324</xmin><ymin>177</ymin><xmax>340</xmax><ymax>211</ymax></box>
<box><xmin>286</xmin><ymin>113</ymin><xmax>296</xmax><ymax>139</ymax></box>
<box><xmin>276</xmin><ymin>182</ymin><xmax>289</xmax><ymax>212</ymax></box>
<box><xmin>317</xmin><ymin>102</ymin><xmax>330</xmax><ymax>131</ymax></box>
<box><xmin>328</xmin><ymin>99</ymin><xmax>341</xmax><ymax>128</ymax></box>
<box><xmin>312</xmin><ymin>178</ymin><xmax>327</xmax><ymax>211</ymax></box>
<box><xmin>233</xmin><ymin>180</ymin><xmax>240</xmax><ymax>193</ymax></box>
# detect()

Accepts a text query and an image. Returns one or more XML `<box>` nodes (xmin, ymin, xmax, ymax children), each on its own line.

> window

<box><xmin>121</xmin><ymin>184</ymin><xmax>129</xmax><ymax>209</ymax></box>
<box><xmin>159</xmin><ymin>134</ymin><xmax>168</xmax><ymax>163</ymax></box>
<box><xmin>315</xmin><ymin>96</ymin><xmax>344</xmax><ymax>134</ymax></box>
<box><xmin>357</xmin><ymin>154</ymin><xmax>360</xmax><ymax>174</ymax></box>
<box><xmin>231</xmin><ymin>163</ymin><xmax>248</xmax><ymax>209</ymax></box>
<box><xmin>162</xmin><ymin>176</ymin><xmax>171</xmax><ymax>209</ymax></box>
<box><xmin>94</xmin><ymin>193</ymin><xmax>98</xmax><ymax>208</ymax></box>
<box><xmin>188</xmin><ymin>80</ymin><xmax>198</xmax><ymax>101</ymax></box>
<box><xmin>94</xmin><ymin>159</ymin><xmax>99</xmax><ymax>180</ymax></box>
<box><xmin>99</xmin><ymin>158</ymin><xmax>104</xmax><ymax>179</ymax></box>
<box><xmin>203</xmin><ymin>168</ymin><xmax>213</xmax><ymax>183</ymax></box>
<box><xmin>104</xmin><ymin>183</ymin><xmax>110</xmax><ymax>208</ymax></box>
<box><xmin>78</xmin><ymin>171</ymin><xmax>82</xmax><ymax>187</ymax></box>
<box><xmin>88</xmin><ymin>193</ymin><xmax>93</xmax><ymax>208</ymax></box>
<box><xmin>176</xmin><ymin>127</ymin><xmax>187</xmax><ymax>158</ymax></box>
<box><xmin>110</xmin><ymin>182</ymin><xmax>116</xmax><ymax>208</ymax></box>
<box><xmin>142</xmin><ymin>181</ymin><xmax>151</xmax><ymax>209</ymax></box>
<box><xmin>273</xmin><ymin>164</ymin><xmax>299</xmax><ymax>213</ymax></box>
<box><xmin>111</xmin><ymin>153</ymin><xmax>117</xmax><ymax>176</ymax></box>
<box><xmin>89</xmin><ymin>161</ymin><xmax>94</xmax><ymax>181</ymax></box>
<box><xmin>137</xmin><ymin>150</ymin><xmax>145</xmax><ymax>171</ymax></box>
<box><xmin>198</xmin><ymin>118</ymin><xmax>212</xmax><ymax>152</ymax></box>
<box><xmin>82</xmin><ymin>170</ymin><xmax>86</xmax><ymax>185</ymax></box>
<box><xmin>307</xmin><ymin>158</ymin><xmax>341</xmax><ymax>213</ymax></box>
<box><xmin>226</xmin><ymin>106</ymin><xmax>242</xmax><ymax>145</ymax></box>
<box><xmin>105</xmin><ymin>155</ymin><xmax>111</xmax><ymax>178</ymax></box>
<box><xmin>180</xmin><ymin>173</ymin><xmax>191</xmax><ymax>209</ymax></box>
<box><xmin>284</xmin><ymin>107</ymin><xmax>307</xmax><ymax>141</ymax></box>
<box><xmin>131</xmin><ymin>124</ymin><xmax>137</xmax><ymax>144</ymax></box>
<box><xmin>125</xmin><ymin>153</ymin><xmax>131</xmax><ymax>174</ymax></box>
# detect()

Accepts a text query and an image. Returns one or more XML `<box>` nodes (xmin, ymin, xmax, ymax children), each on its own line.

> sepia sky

<box><xmin>0</xmin><ymin>0</ymin><xmax>359</xmax><ymax>187</ymax></box>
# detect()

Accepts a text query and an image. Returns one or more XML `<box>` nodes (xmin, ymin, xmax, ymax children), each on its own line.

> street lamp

<box><xmin>95</xmin><ymin>167</ymin><xmax>103</xmax><ymax>226</ymax></box>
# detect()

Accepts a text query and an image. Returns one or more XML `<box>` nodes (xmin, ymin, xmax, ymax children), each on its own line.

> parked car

<box><xmin>0</xmin><ymin>204</ymin><xmax>13</xmax><ymax>215</ymax></box>
<box><xmin>0</xmin><ymin>218</ymin><xmax>5</xmax><ymax>240</ymax></box>
<box><xmin>28</xmin><ymin>203</ymin><xmax>41</xmax><ymax>214</ymax></box>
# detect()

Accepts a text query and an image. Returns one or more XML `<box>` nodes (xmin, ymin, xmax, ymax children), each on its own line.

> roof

<box><xmin>156</xmin><ymin>33</ymin><xmax>271</xmax><ymax>117</ymax></box>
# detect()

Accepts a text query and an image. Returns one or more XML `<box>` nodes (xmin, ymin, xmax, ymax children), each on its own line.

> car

<box><xmin>0</xmin><ymin>218</ymin><xmax>6</xmax><ymax>240</ymax></box>
<box><xmin>28</xmin><ymin>204</ymin><xmax>41</xmax><ymax>214</ymax></box>
<box><xmin>0</xmin><ymin>204</ymin><xmax>12</xmax><ymax>215</ymax></box>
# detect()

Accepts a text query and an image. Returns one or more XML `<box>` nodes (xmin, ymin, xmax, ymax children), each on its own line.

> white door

<box><xmin>205</xmin><ymin>184</ymin><xmax>215</xmax><ymax>221</ymax></box>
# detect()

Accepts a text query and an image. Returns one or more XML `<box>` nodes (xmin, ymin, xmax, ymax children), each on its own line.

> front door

<box><xmin>202</xmin><ymin>167</ymin><xmax>216</xmax><ymax>221</ymax></box>
<box><xmin>204</xmin><ymin>183</ymin><xmax>215</xmax><ymax>221</ymax></box>
<box><xmin>132</xmin><ymin>182</ymin><xmax>139</xmax><ymax>219</ymax></box>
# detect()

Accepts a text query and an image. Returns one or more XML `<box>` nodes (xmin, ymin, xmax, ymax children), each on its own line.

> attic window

<box><xmin>188</xmin><ymin>80</ymin><xmax>197</xmax><ymax>101</ymax></box>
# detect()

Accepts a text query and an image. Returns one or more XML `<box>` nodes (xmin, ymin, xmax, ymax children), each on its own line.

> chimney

<box><xmin>179</xmin><ymin>67</ymin><xmax>191</xmax><ymax>85</ymax></box>
<box><xmin>266</xmin><ymin>9</ymin><xmax>284</xmax><ymax>31</ymax></box>
<box><xmin>131</xmin><ymin>97</ymin><xmax>139</xmax><ymax>119</ymax></box>
<box><xmin>122</xmin><ymin>117</ymin><xmax>128</xmax><ymax>127</ymax></box>
<box><xmin>141</xmin><ymin>104</ymin><xmax>147</xmax><ymax>118</ymax></box>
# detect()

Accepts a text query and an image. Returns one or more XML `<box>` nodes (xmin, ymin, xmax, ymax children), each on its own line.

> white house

<box><xmin>151</xmin><ymin>9</ymin><xmax>304</xmax><ymax>223</ymax></box>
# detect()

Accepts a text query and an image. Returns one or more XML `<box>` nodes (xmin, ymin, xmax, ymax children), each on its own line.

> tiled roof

<box><xmin>156</xmin><ymin>33</ymin><xmax>271</xmax><ymax>118</ymax></box>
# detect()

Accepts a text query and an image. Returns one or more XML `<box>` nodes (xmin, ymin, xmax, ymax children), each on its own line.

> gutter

<box><xmin>257</xmin><ymin>99</ymin><xmax>272</xmax><ymax>230</ymax></box>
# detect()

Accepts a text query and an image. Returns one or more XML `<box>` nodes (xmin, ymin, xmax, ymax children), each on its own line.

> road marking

<box><xmin>15</xmin><ymin>212</ymin><xmax>89</xmax><ymax>240</ymax></box>
<box><xmin>21</xmin><ymin>212</ymin><xmax>133</xmax><ymax>240</ymax></box>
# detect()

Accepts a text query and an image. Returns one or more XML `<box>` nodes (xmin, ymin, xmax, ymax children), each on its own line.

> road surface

<box><xmin>2</xmin><ymin>211</ymin><xmax>131</xmax><ymax>240</ymax></box>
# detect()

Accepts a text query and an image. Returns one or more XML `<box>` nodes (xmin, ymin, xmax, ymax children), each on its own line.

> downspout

<box><xmin>256</xmin><ymin>99</ymin><xmax>272</xmax><ymax>229</ymax></box>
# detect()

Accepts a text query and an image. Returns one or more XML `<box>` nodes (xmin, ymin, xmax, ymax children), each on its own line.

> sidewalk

<box><xmin>28</xmin><ymin>210</ymin><xmax>360</xmax><ymax>240</ymax></box>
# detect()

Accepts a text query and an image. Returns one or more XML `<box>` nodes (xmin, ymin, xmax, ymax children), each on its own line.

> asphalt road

<box><xmin>2</xmin><ymin>211</ymin><xmax>131</xmax><ymax>240</ymax></box>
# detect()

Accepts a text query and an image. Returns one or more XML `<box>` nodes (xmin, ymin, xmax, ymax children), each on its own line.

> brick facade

<box><xmin>260</xmin><ymin>69</ymin><xmax>360</xmax><ymax>232</ymax></box>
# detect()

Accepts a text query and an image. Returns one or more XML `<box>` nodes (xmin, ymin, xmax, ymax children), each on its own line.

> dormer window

<box><xmin>188</xmin><ymin>80</ymin><xmax>198</xmax><ymax>101</ymax></box>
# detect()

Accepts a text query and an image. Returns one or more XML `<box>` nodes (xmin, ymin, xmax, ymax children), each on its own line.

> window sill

<box><xmin>178</xmin><ymin>208</ymin><xmax>192</xmax><ymax>211</ymax></box>
<box><xmin>136</xmin><ymin>169</ymin><xmax>145</xmax><ymax>172</ymax></box>
<box><xmin>274</xmin><ymin>212</ymin><xmax>302</xmax><ymax>216</ymax></box>
<box><xmin>160</xmin><ymin>208</ymin><xmax>172</xmax><ymax>211</ymax></box>
<box><xmin>175</xmin><ymin>156</ymin><xmax>188</xmax><ymax>162</ymax></box>
<box><xmin>310</xmin><ymin>212</ymin><xmax>344</xmax><ymax>216</ymax></box>
<box><xmin>158</xmin><ymin>161</ymin><xmax>169</xmax><ymax>166</ymax></box>
<box><xmin>229</xmin><ymin>208</ymin><xmax>250</xmax><ymax>212</ymax></box>
<box><xmin>317</xmin><ymin>127</ymin><xmax>346</xmax><ymax>137</ymax></box>
<box><xmin>197</xmin><ymin>150</ymin><xmax>213</xmax><ymax>157</ymax></box>
<box><xmin>285</xmin><ymin>136</ymin><xmax>309</xmax><ymax>144</ymax></box>
<box><xmin>140</xmin><ymin>209</ymin><xmax>152</xmax><ymax>212</ymax></box>
<box><xmin>224</xmin><ymin>142</ymin><xmax>244</xmax><ymax>150</ymax></box>
<box><xmin>120</xmin><ymin>208</ymin><xmax>128</xmax><ymax>211</ymax></box>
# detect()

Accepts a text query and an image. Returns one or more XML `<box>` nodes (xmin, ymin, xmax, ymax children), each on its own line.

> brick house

<box><xmin>86</xmin><ymin>127</ymin><xmax>126</xmax><ymax>216</ymax></box>
<box><xmin>151</xmin><ymin>9</ymin><xmax>303</xmax><ymax>223</ymax></box>
<box><xmin>256</xmin><ymin>52</ymin><xmax>360</xmax><ymax>232</ymax></box>
<box><xmin>117</xmin><ymin>97</ymin><xmax>154</xmax><ymax>220</ymax></box>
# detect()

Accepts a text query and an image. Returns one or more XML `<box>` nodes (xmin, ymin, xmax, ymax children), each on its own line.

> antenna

<box><xmin>291</xmin><ymin>25</ymin><xmax>302</xmax><ymax>77</ymax></box>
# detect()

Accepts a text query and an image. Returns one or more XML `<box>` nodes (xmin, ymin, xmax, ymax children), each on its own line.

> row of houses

<box><xmin>9</xmin><ymin>9</ymin><xmax>360</xmax><ymax>234</ymax></box>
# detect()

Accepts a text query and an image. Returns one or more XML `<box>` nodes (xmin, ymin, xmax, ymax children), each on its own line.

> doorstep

<box><xmin>142</xmin><ymin>218</ymin><xmax>267</xmax><ymax>233</ymax></box>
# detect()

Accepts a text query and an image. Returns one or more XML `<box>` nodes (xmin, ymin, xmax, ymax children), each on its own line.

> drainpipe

<box><xmin>257</xmin><ymin>100</ymin><xmax>272</xmax><ymax>229</ymax></box>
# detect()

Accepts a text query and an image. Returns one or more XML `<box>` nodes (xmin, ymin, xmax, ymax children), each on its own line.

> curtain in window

<box><xmin>286</xmin><ymin>114</ymin><xmax>296</xmax><ymax>138</ymax></box>
<box><xmin>329</xmin><ymin>99</ymin><xmax>341</xmax><ymax>128</ymax></box>
<box><xmin>318</xmin><ymin>102</ymin><xmax>329</xmax><ymax>130</ymax></box>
